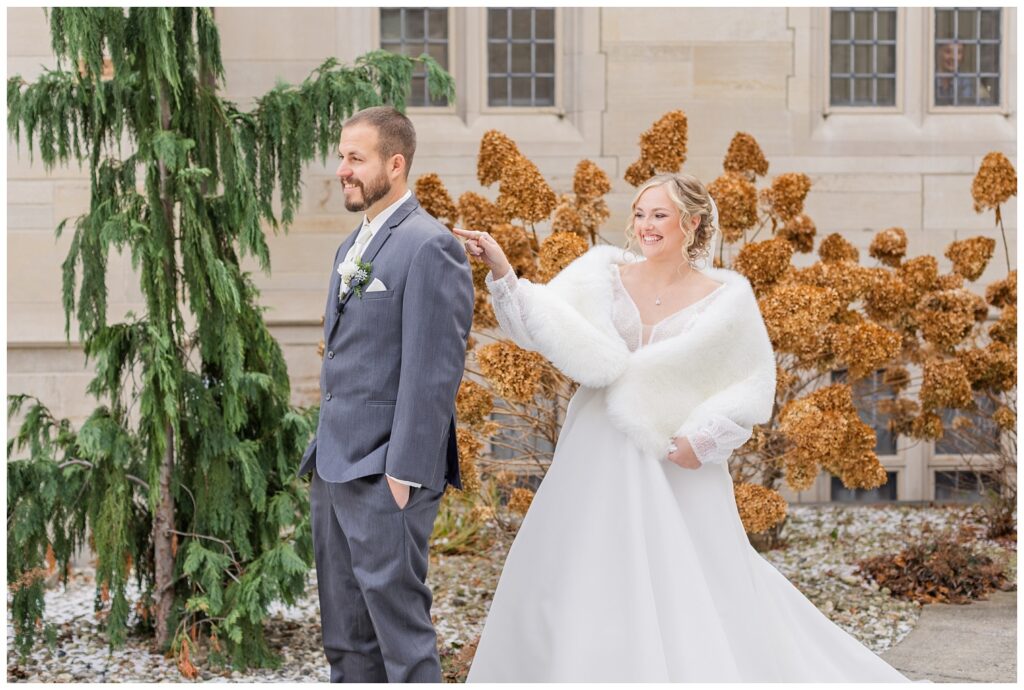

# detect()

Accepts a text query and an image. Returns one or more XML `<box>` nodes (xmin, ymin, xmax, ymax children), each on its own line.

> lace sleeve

<box><xmin>485</xmin><ymin>269</ymin><xmax>538</xmax><ymax>351</ymax></box>
<box><xmin>684</xmin><ymin>414</ymin><xmax>753</xmax><ymax>467</ymax></box>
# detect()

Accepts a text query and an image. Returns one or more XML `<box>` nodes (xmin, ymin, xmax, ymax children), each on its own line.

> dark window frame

<box><xmin>380</xmin><ymin>8</ymin><xmax>452</xmax><ymax>108</ymax></box>
<box><xmin>828</xmin><ymin>7</ymin><xmax>899</xmax><ymax>108</ymax></box>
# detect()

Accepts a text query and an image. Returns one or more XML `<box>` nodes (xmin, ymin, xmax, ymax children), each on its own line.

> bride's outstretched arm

<box><xmin>454</xmin><ymin>226</ymin><xmax>539</xmax><ymax>351</ymax></box>
<box><xmin>485</xmin><ymin>268</ymin><xmax>540</xmax><ymax>351</ymax></box>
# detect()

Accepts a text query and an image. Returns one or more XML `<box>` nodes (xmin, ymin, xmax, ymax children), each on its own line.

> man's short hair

<box><xmin>343</xmin><ymin>105</ymin><xmax>416</xmax><ymax>178</ymax></box>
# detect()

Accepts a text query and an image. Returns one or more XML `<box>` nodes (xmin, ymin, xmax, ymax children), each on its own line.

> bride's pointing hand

<box><xmin>453</xmin><ymin>226</ymin><xmax>513</xmax><ymax>279</ymax></box>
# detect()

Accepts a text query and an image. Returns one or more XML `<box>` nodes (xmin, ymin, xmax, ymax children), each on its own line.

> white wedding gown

<box><xmin>465</xmin><ymin>265</ymin><xmax>913</xmax><ymax>682</ymax></box>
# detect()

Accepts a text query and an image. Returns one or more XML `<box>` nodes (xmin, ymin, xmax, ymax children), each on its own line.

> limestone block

<box><xmin>7</xmin><ymin>203</ymin><xmax>53</xmax><ymax>231</ymax></box>
<box><xmin>924</xmin><ymin>174</ymin><xmax>1018</xmax><ymax>232</ymax></box>
<box><xmin>216</xmin><ymin>8</ymin><xmax>337</xmax><ymax>61</ymax></box>
<box><xmin>601</xmin><ymin>8</ymin><xmax>790</xmax><ymax>43</ymax></box>
<box><xmin>804</xmin><ymin>190</ymin><xmax>922</xmax><ymax>233</ymax></box>
<box><xmin>7</xmin><ymin>7</ymin><xmax>52</xmax><ymax>58</ymax></box>
<box><xmin>693</xmin><ymin>44</ymin><xmax>790</xmax><ymax>99</ymax></box>
<box><xmin>7</xmin><ymin>180</ymin><xmax>53</xmax><ymax>205</ymax></box>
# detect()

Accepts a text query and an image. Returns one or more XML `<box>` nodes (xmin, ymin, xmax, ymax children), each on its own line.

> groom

<box><xmin>297</xmin><ymin>105</ymin><xmax>474</xmax><ymax>682</ymax></box>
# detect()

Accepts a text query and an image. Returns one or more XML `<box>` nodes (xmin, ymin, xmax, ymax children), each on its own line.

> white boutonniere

<box><xmin>338</xmin><ymin>258</ymin><xmax>374</xmax><ymax>299</ymax></box>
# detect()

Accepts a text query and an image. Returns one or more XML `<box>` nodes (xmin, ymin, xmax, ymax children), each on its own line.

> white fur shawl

<box><xmin>512</xmin><ymin>245</ymin><xmax>777</xmax><ymax>458</ymax></box>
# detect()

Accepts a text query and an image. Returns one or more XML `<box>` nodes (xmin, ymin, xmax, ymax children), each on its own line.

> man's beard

<box><xmin>344</xmin><ymin>170</ymin><xmax>391</xmax><ymax>212</ymax></box>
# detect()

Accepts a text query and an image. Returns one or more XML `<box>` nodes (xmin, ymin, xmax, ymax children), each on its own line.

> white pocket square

<box><xmin>366</xmin><ymin>278</ymin><xmax>388</xmax><ymax>292</ymax></box>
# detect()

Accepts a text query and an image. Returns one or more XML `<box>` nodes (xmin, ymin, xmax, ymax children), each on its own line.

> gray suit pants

<box><xmin>310</xmin><ymin>468</ymin><xmax>444</xmax><ymax>682</ymax></box>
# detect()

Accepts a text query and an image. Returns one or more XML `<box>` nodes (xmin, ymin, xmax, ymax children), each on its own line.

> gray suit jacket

<box><xmin>297</xmin><ymin>195</ymin><xmax>474</xmax><ymax>491</ymax></box>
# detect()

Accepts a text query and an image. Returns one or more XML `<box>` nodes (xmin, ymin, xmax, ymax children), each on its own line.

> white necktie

<box><xmin>345</xmin><ymin>222</ymin><xmax>373</xmax><ymax>264</ymax></box>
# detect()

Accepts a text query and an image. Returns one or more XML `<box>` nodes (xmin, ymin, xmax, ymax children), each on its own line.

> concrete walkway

<box><xmin>880</xmin><ymin>590</ymin><xmax>1017</xmax><ymax>683</ymax></box>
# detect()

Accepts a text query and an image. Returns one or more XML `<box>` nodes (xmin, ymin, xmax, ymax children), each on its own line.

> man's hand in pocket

<box><xmin>386</xmin><ymin>475</ymin><xmax>411</xmax><ymax>509</ymax></box>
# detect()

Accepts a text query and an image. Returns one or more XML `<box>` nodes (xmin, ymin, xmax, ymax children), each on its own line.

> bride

<box><xmin>452</xmin><ymin>173</ymin><xmax>913</xmax><ymax>682</ymax></box>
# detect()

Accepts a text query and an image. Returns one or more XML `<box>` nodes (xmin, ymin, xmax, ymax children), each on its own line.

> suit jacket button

<box><xmin>327</xmin><ymin>350</ymin><xmax>335</xmax><ymax>359</ymax></box>
<box><xmin>325</xmin><ymin>392</ymin><xmax>332</xmax><ymax>401</ymax></box>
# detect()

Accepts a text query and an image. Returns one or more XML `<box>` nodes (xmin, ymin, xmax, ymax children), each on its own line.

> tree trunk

<box><xmin>153</xmin><ymin>83</ymin><xmax>178</xmax><ymax>649</ymax></box>
<box><xmin>153</xmin><ymin>423</ymin><xmax>176</xmax><ymax>646</ymax></box>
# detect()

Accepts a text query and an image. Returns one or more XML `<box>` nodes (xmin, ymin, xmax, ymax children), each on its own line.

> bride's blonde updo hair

<box><xmin>624</xmin><ymin>173</ymin><xmax>717</xmax><ymax>266</ymax></box>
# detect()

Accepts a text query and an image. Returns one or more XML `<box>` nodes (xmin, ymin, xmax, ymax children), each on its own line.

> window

<box><xmin>934</xmin><ymin>393</ymin><xmax>1001</xmax><ymax>456</ymax></box>
<box><xmin>933</xmin><ymin>7</ymin><xmax>1001</xmax><ymax>107</ymax></box>
<box><xmin>934</xmin><ymin>470</ymin><xmax>999</xmax><ymax>502</ymax></box>
<box><xmin>831</xmin><ymin>471</ymin><xmax>898</xmax><ymax>502</ymax></box>
<box><xmin>829</xmin><ymin>7</ymin><xmax>897</xmax><ymax>106</ymax></box>
<box><xmin>487</xmin><ymin>7</ymin><xmax>556</xmax><ymax>107</ymax></box>
<box><xmin>380</xmin><ymin>8</ymin><xmax>450</xmax><ymax>107</ymax></box>
<box><xmin>830</xmin><ymin>368</ymin><xmax>898</xmax><ymax>455</ymax></box>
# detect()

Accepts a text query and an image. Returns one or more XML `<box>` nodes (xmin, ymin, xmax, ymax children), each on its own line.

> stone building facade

<box><xmin>7</xmin><ymin>7</ymin><xmax>1016</xmax><ymax>502</ymax></box>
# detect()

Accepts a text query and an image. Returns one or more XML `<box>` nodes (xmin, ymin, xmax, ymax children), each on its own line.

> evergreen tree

<box><xmin>7</xmin><ymin>7</ymin><xmax>454</xmax><ymax>672</ymax></box>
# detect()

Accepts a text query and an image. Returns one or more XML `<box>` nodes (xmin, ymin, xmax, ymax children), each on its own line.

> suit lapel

<box><xmin>326</xmin><ymin>225</ymin><xmax>361</xmax><ymax>333</ymax></box>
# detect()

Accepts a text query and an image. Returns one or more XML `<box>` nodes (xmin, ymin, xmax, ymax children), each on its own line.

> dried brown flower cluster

<box><xmin>760</xmin><ymin>173</ymin><xmax>811</xmax><ymax>223</ymax></box>
<box><xmin>989</xmin><ymin>304</ymin><xmax>1016</xmax><ymax>346</ymax></box>
<box><xmin>733</xmin><ymin>483</ymin><xmax>787</xmax><ymax>534</ymax></box>
<box><xmin>759</xmin><ymin>284</ymin><xmax>840</xmax><ymax>358</ymax></box>
<box><xmin>934</xmin><ymin>273</ymin><xmax>965</xmax><ymax>291</ymax></box>
<box><xmin>707</xmin><ymin>172</ymin><xmax>759</xmax><ymax>243</ymax></box>
<box><xmin>776</xmin><ymin>364</ymin><xmax>799</xmax><ymax>399</ymax></box>
<box><xmin>573</xmin><ymin>159</ymin><xmax>612</xmax><ymax>200</ymax></box>
<box><xmin>733</xmin><ymin>238</ymin><xmax>793</xmax><ymax>290</ymax></box>
<box><xmin>945</xmin><ymin>236</ymin><xmax>996</xmax><ymax>281</ymax></box>
<box><xmin>472</xmin><ymin>286</ymin><xmax>498</xmax><ymax>330</ymax></box>
<box><xmin>538</xmin><ymin>231</ymin><xmax>589</xmax><ymax>283</ymax></box>
<box><xmin>489</xmin><ymin>223</ymin><xmax>538</xmax><ymax>280</ymax></box>
<box><xmin>494</xmin><ymin>470</ymin><xmax>517</xmax><ymax>488</ymax></box>
<box><xmin>624</xmin><ymin>159</ymin><xmax>657</xmax><ymax>188</ymax></box>
<box><xmin>414</xmin><ymin>173</ymin><xmax>459</xmax><ymax>229</ymax></box>
<box><xmin>456</xmin><ymin>427</ymin><xmax>483</xmax><ymax>494</ymax></box>
<box><xmin>624</xmin><ymin>111</ymin><xmax>689</xmax><ymax>185</ymax></box>
<box><xmin>476</xmin><ymin>341</ymin><xmax>547</xmax><ymax>404</ymax></box>
<box><xmin>898</xmin><ymin>256</ymin><xmax>939</xmax><ymax>298</ymax></box>
<box><xmin>869</xmin><ymin>227</ymin><xmax>907</xmax><ymax>267</ymax></box>
<box><xmin>470</xmin><ymin>504</ymin><xmax>495</xmax><ymax>523</ymax></box>
<box><xmin>913</xmin><ymin>289</ymin><xmax>977</xmax><ymax>352</ymax></box>
<box><xmin>818</xmin><ymin>233</ymin><xmax>859</xmax><ymax>263</ymax></box>
<box><xmin>779</xmin><ymin>214</ymin><xmax>816</xmax><ymax>253</ymax></box>
<box><xmin>568</xmin><ymin>160</ymin><xmax>613</xmax><ymax>239</ymax></box>
<box><xmin>993</xmin><ymin>405</ymin><xmax>1016</xmax><ymax>431</ymax></box>
<box><xmin>882</xmin><ymin>365</ymin><xmax>911</xmax><ymax>392</ymax></box>
<box><xmin>827</xmin><ymin>319</ymin><xmax>902</xmax><ymax>381</ymax></box>
<box><xmin>577</xmin><ymin>197</ymin><xmax>610</xmax><ymax>239</ymax></box>
<box><xmin>779</xmin><ymin>383</ymin><xmax>888</xmax><ymax>492</ymax></box>
<box><xmin>788</xmin><ymin>260</ymin><xmax>872</xmax><ymax>306</ymax></box>
<box><xmin>477</xmin><ymin>130</ymin><xmax>521</xmax><ymax>186</ymax></box>
<box><xmin>985</xmin><ymin>270</ymin><xmax>1016</xmax><ymax>307</ymax></box>
<box><xmin>863</xmin><ymin>270</ymin><xmax>916</xmax><ymax>323</ymax></box>
<box><xmin>967</xmin><ymin>292</ymin><xmax>991</xmax><ymax>322</ymax></box>
<box><xmin>971</xmin><ymin>151</ymin><xmax>1017</xmax><ymax>213</ymax></box>
<box><xmin>910</xmin><ymin>412</ymin><xmax>944</xmax><ymax>440</ymax></box>
<box><xmin>456</xmin><ymin>379</ymin><xmax>494</xmax><ymax>428</ymax></box>
<box><xmin>920</xmin><ymin>359</ymin><xmax>975</xmax><ymax>411</ymax></box>
<box><xmin>551</xmin><ymin>197</ymin><xmax>585</xmax><ymax>236</ymax></box>
<box><xmin>878</xmin><ymin>397</ymin><xmax>921</xmax><ymax>436</ymax></box>
<box><xmin>723</xmin><ymin>132</ymin><xmax>769</xmax><ymax>179</ymax></box>
<box><xmin>497</xmin><ymin>156</ymin><xmax>558</xmax><ymax>224</ymax></box>
<box><xmin>508</xmin><ymin>487</ymin><xmax>535</xmax><ymax>515</ymax></box>
<box><xmin>458</xmin><ymin>191</ymin><xmax>508</xmax><ymax>233</ymax></box>
<box><xmin>957</xmin><ymin>341</ymin><xmax>1016</xmax><ymax>393</ymax></box>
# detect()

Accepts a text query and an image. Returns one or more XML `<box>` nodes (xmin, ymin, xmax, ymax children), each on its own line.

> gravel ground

<box><xmin>7</xmin><ymin>503</ymin><xmax>1016</xmax><ymax>682</ymax></box>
